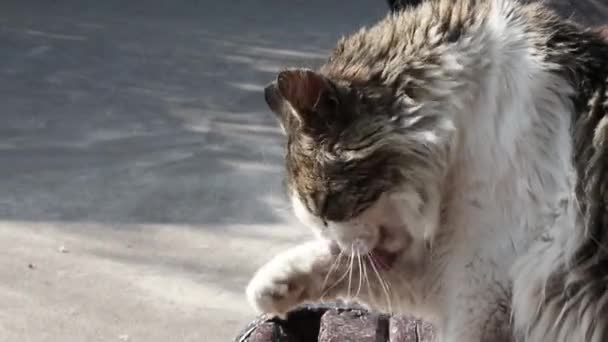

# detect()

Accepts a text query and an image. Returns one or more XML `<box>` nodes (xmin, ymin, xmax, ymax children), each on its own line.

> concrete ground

<box><xmin>0</xmin><ymin>1</ymin><xmax>386</xmax><ymax>341</ymax></box>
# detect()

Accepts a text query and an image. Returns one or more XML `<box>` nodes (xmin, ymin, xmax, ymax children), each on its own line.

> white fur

<box><xmin>247</xmin><ymin>1</ymin><xmax>579</xmax><ymax>341</ymax></box>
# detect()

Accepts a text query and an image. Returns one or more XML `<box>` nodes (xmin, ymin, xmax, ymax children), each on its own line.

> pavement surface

<box><xmin>0</xmin><ymin>1</ymin><xmax>387</xmax><ymax>341</ymax></box>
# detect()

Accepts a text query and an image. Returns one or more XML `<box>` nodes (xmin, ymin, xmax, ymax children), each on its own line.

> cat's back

<box><xmin>319</xmin><ymin>0</ymin><xmax>561</xmax><ymax>84</ymax></box>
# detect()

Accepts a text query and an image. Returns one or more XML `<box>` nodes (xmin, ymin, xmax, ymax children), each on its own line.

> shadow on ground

<box><xmin>0</xmin><ymin>0</ymin><xmax>362</xmax><ymax>227</ymax></box>
<box><xmin>0</xmin><ymin>1</ymin><xmax>387</xmax><ymax>341</ymax></box>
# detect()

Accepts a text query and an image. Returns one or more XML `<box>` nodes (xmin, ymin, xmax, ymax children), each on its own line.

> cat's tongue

<box><xmin>371</xmin><ymin>249</ymin><xmax>397</xmax><ymax>270</ymax></box>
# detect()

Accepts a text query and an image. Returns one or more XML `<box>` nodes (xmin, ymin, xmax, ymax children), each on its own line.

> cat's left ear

<box><xmin>264</xmin><ymin>81</ymin><xmax>292</xmax><ymax>135</ymax></box>
<box><xmin>264</xmin><ymin>69</ymin><xmax>339</xmax><ymax>134</ymax></box>
<box><xmin>276</xmin><ymin>69</ymin><xmax>338</xmax><ymax>118</ymax></box>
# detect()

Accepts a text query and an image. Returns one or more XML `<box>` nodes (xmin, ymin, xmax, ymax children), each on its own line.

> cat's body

<box><xmin>246</xmin><ymin>0</ymin><xmax>608</xmax><ymax>341</ymax></box>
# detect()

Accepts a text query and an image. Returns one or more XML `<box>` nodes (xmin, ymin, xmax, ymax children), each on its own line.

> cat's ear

<box><xmin>264</xmin><ymin>81</ymin><xmax>291</xmax><ymax>135</ymax></box>
<box><xmin>276</xmin><ymin>69</ymin><xmax>338</xmax><ymax>118</ymax></box>
<box><xmin>264</xmin><ymin>69</ymin><xmax>339</xmax><ymax>135</ymax></box>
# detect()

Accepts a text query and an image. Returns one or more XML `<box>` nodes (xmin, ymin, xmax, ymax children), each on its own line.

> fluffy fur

<box><xmin>246</xmin><ymin>0</ymin><xmax>608</xmax><ymax>341</ymax></box>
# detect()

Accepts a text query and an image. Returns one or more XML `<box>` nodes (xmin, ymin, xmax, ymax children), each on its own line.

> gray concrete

<box><xmin>0</xmin><ymin>1</ymin><xmax>387</xmax><ymax>341</ymax></box>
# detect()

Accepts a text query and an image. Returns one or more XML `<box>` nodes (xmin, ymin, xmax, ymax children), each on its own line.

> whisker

<box><xmin>383</xmin><ymin>278</ymin><xmax>394</xmax><ymax>311</ymax></box>
<box><xmin>355</xmin><ymin>250</ymin><xmax>363</xmax><ymax>298</ymax></box>
<box><xmin>369</xmin><ymin>252</ymin><xmax>387</xmax><ymax>270</ymax></box>
<box><xmin>322</xmin><ymin>251</ymin><xmax>352</xmax><ymax>300</ymax></box>
<box><xmin>363</xmin><ymin>254</ymin><xmax>374</xmax><ymax>307</ymax></box>
<box><xmin>321</xmin><ymin>247</ymin><xmax>344</xmax><ymax>295</ymax></box>
<box><xmin>348</xmin><ymin>245</ymin><xmax>355</xmax><ymax>299</ymax></box>
<box><xmin>369</xmin><ymin>254</ymin><xmax>393</xmax><ymax>314</ymax></box>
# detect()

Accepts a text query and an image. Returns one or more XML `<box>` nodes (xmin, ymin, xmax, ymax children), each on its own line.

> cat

<box><xmin>246</xmin><ymin>0</ymin><xmax>608</xmax><ymax>341</ymax></box>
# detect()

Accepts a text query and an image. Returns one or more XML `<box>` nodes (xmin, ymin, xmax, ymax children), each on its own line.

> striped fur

<box><xmin>512</xmin><ymin>71</ymin><xmax>608</xmax><ymax>341</ymax></box>
<box><xmin>248</xmin><ymin>1</ymin><xmax>608</xmax><ymax>341</ymax></box>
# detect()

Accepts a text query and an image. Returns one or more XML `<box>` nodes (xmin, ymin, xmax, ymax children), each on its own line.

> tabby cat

<box><xmin>246</xmin><ymin>0</ymin><xmax>608</xmax><ymax>341</ymax></box>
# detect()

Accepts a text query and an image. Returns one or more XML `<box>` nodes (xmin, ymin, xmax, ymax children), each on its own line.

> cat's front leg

<box><xmin>246</xmin><ymin>240</ymin><xmax>342</xmax><ymax>317</ymax></box>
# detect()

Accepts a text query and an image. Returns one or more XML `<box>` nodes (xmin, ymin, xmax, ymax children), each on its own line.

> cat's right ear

<box><xmin>264</xmin><ymin>81</ymin><xmax>290</xmax><ymax>135</ymax></box>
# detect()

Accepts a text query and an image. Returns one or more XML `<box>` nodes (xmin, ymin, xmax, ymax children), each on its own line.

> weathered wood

<box><xmin>389</xmin><ymin>316</ymin><xmax>436</xmax><ymax>342</ymax></box>
<box><xmin>239</xmin><ymin>321</ymin><xmax>295</xmax><ymax>342</ymax></box>
<box><xmin>318</xmin><ymin>309</ymin><xmax>388</xmax><ymax>342</ymax></box>
<box><xmin>234</xmin><ymin>305</ymin><xmax>428</xmax><ymax>342</ymax></box>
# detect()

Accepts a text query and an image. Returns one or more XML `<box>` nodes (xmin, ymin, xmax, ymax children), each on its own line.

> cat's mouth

<box><xmin>370</xmin><ymin>248</ymin><xmax>399</xmax><ymax>270</ymax></box>
<box><xmin>328</xmin><ymin>242</ymin><xmax>399</xmax><ymax>270</ymax></box>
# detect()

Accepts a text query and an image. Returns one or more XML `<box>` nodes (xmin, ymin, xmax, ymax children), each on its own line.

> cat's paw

<box><xmin>246</xmin><ymin>260</ymin><xmax>313</xmax><ymax>318</ymax></box>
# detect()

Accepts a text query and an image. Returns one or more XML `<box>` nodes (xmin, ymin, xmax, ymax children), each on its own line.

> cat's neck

<box><xmin>436</xmin><ymin>0</ymin><xmax>576</xmax><ymax>256</ymax></box>
<box><xmin>442</xmin><ymin>2</ymin><xmax>573</xmax><ymax>185</ymax></box>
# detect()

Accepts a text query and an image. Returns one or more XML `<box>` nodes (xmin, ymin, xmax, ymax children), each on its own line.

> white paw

<box><xmin>246</xmin><ymin>261</ymin><xmax>312</xmax><ymax>318</ymax></box>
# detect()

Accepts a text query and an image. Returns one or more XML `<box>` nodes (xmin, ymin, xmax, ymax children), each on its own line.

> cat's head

<box><xmin>264</xmin><ymin>68</ymin><xmax>455</xmax><ymax>267</ymax></box>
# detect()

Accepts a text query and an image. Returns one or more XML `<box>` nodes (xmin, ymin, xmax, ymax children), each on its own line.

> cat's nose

<box><xmin>330</xmin><ymin>238</ymin><xmax>370</xmax><ymax>255</ymax></box>
<box><xmin>353</xmin><ymin>238</ymin><xmax>369</xmax><ymax>254</ymax></box>
<box><xmin>329</xmin><ymin>241</ymin><xmax>341</xmax><ymax>255</ymax></box>
<box><xmin>330</xmin><ymin>222</ymin><xmax>381</xmax><ymax>254</ymax></box>
<box><xmin>307</xmin><ymin>191</ymin><xmax>350</xmax><ymax>222</ymax></box>
<box><xmin>307</xmin><ymin>191</ymin><xmax>328</xmax><ymax>218</ymax></box>
<box><xmin>345</xmin><ymin>237</ymin><xmax>374</xmax><ymax>255</ymax></box>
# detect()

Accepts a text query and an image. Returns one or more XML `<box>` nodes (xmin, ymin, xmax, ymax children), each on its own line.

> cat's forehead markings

<box><xmin>316</xmin><ymin>150</ymin><xmax>337</xmax><ymax>163</ymax></box>
<box><xmin>341</xmin><ymin>150</ymin><xmax>369</xmax><ymax>161</ymax></box>
<box><xmin>401</xmin><ymin>115</ymin><xmax>423</xmax><ymax>127</ymax></box>
<box><xmin>306</xmin><ymin>146</ymin><xmax>366</xmax><ymax>164</ymax></box>
<box><xmin>293</xmin><ymin>135</ymin><xmax>316</xmax><ymax>151</ymax></box>
<box><xmin>415</xmin><ymin>131</ymin><xmax>440</xmax><ymax>145</ymax></box>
